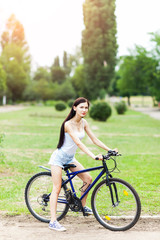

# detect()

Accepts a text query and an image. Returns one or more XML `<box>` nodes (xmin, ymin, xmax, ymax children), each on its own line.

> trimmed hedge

<box><xmin>55</xmin><ymin>101</ymin><xmax>67</xmax><ymax>111</ymax></box>
<box><xmin>89</xmin><ymin>101</ymin><xmax>112</xmax><ymax>121</ymax></box>
<box><xmin>114</xmin><ymin>101</ymin><xmax>127</xmax><ymax>114</ymax></box>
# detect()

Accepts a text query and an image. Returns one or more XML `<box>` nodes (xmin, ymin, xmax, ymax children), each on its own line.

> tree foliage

<box><xmin>82</xmin><ymin>0</ymin><xmax>117</xmax><ymax>100</ymax></box>
<box><xmin>117</xmin><ymin>46</ymin><xmax>159</xmax><ymax>104</ymax></box>
<box><xmin>149</xmin><ymin>31</ymin><xmax>160</xmax><ymax>102</ymax></box>
<box><xmin>0</xmin><ymin>14</ymin><xmax>31</xmax><ymax>102</ymax></box>
<box><xmin>53</xmin><ymin>56</ymin><xmax>60</xmax><ymax>67</ymax></box>
<box><xmin>53</xmin><ymin>80</ymin><xmax>76</xmax><ymax>101</ymax></box>
<box><xmin>71</xmin><ymin>64</ymin><xmax>86</xmax><ymax>97</ymax></box>
<box><xmin>1</xmin><ymin>14</ymin><xmax>27</xmax><ymax>50</ymax></box>
<box><xmin>62</xmin><ymin>51</ymin><xmax>71</xmax><ymax>76</ymax></box>
<box><xmin>23</xmin><ymin>80</ymin><xmax>54</xmax><ymax>101</ymax></box>
<box><xmin>50</xmin><ymin>66</ymin><xmax>66</xmax><ymax>84</ymax></box>
<box><xmin>117</xmin><ymin>55</ymin><xmax>137</xmax><ymax>105</ymax></box>
<box><xmin>0</xmin><ymin>64</ymin><xmax>7</xmax><ymax>96</ymax></box>
<box><xmin>33</xmin><ymin>67</ymin><xmax>51</xmax><ymax>82</ymax></box>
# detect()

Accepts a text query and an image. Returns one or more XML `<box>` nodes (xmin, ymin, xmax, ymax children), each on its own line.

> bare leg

<box><xmin>70</xmin><ymin>160</ymin><xmax>92</xmax><ymax>207</ymax></box>
<box><xmin>50</xmin><ymin>165</ymin><xmax>62</xmax><ymax>222</ymax></box>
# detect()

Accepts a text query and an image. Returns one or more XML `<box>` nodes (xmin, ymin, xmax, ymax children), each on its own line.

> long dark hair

<box><xmin>57</xmin><ymin>97</ymin><xmax>90</xmax><ymax>149</ymax></box>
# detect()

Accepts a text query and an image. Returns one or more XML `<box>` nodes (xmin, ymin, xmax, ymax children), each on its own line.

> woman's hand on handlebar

<box><xmin>112</xmin><ymin>148</ymin><xmax>118</xmax><ymax>153</ymax></box>
<box><xmin>95</xmin><ymin>149</ymin><xmax>119</xmax><ymax>160</ymax></box>
<box><xmin>95</xmin><ymin>154</ymin><xmax>103</xmax><ymax>160</ymax></box>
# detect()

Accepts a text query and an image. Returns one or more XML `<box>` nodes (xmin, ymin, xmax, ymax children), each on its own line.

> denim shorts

<box><xmin>48</xmin><ymin>149</ymin><xmax>75</xmax><ymax>168</ymax></box>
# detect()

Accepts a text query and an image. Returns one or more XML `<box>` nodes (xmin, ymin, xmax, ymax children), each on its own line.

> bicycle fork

<box><xmin>106</xmin><ymin>175</ymin><xmax>120</xmax><ymax>207</ymax></box>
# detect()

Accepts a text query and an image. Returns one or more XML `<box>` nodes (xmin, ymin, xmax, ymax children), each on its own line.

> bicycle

<box><xmin>25</xmin><ymin>150</ymin><xmax>141</xmax><ymax>231</ymax></box>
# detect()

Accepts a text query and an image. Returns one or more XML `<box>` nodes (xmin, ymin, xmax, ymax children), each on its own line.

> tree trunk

<box><xmin>127</xmin><ymin>96</ymin><xmax>131</xmax><ymax>106</ymax></box>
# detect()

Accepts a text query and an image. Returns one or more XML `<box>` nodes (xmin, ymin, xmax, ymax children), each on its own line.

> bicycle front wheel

<box><xmin>91</xmin><ymin>178</ymin><xmax>141</xmax><ymax>231</ymax></box>
<box><xmin>25</xmin><ymin>172</ymin><xmax>69</xmax><ymax>223</ymax></box>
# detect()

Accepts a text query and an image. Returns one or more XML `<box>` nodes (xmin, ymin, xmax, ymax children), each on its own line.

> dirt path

<box><xmin>133</xmin><ymin>107</ymin><xmax>160</xmax><ymax>120</ymax></box>
<box><xmin>0</xmin><ymin>105</ymin><xmax>26</xmax><ymax>113</ymax></box>
<box><xmin>0</xmin><ymin>215</ymin><xmax>160</xmax><ymax>240</ymax></box>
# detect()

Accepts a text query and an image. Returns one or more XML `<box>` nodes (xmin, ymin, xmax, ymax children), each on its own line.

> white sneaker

<box><xmin>80</xmin><ymin>206</ymin><xmax>93</xmax><ymax>216</ymax></box>
<box><xmin>49</xmin><ymin>220</ymin><xmax>66</xmax><ymax>231</ymax></box>
<box><xmin>83</xmin><ymin>206</ymin><xmax>93</xmax><ymax>215</ymax></box>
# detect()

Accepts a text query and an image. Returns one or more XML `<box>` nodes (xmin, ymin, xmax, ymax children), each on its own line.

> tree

<box><xmin>108</xmin><ymin>71</ymin><xmax>119</xmax><ymax>96</ymax></box>
<box><xmin>50</xmin><ymin>66</ymin><xmax>66</xmax><ymax>84</ymax></box>
<box><xmin>1</xmin><ymin>14</ymin><xmax>27</xmax><ymax>50</ymax></box>
<box><xmin>33</xmin><ymin>66</ymin><xmax>51</xmax><ymax>82</ymax></box>
<box><xmin>1</xmin><ymin>43</ymin><xmax>30</xmax><ymax>101</ymax></box>
<box><xmin>33</xmin><ymin>80</ymin><xmax>54</xmax><ymax>101</ymax></box>
<box><xmin>149</xmin><ymin>31</ymin><xmax>160</xmax><ymax>102</ymax></box>
<box><xmin>63</xmin><ymin>51</ymin><xmax>67</xmax><ymax>69</ymax></box>
<box><xmin>23</xmin><ymin>66</ymin><xmax>52</xmax><ymax>101</ymax></box>
<box><xmin>51</xmin><ymin>55</ymin><xmax>66</xmax><ymax>84</ymax></box>
<box><xmin>53</xmin><ymin>80</ymin><xmax>76</xmax><ymax>101</ymax></box>
<box><xmin>62</xmin><ymin>48</ymin><xmax>83</xmax><ymax>77</ymax></box>
<box><xmin>23</xmin><ymin>80</ymin><xmax>54</xmax><ymax>101</ymax></box>
<box><xmin>71</xmin><ymin>64</ymin><xmax>86</xmax><ymax>97</ymax></box>
<box><xmin>63</xmin><ymin>51</ymin><xmax>71</xmax><ymax>76</ymax></box>
<box><xmin>68</xmin><ymin>46</ymin><xmax>83</xmax><ymax>73</ymax></box>
<box><xmin>117</xmin><ymin>46</ymin><xmax>158</xmax><ymax>105</ymax></box>
<box><xmin>117</xmin><ymin>56</ymin><xmax>135</xmax><ymax>105</ymax></box>
<box><xmin>82</xmin><ymin>0</ymin><xmax>117</xmax><ymax>100</ymax></box>
<box><xmin>53</xmin><ymin>56</ymin><xmax>60</xmax><ymax>67</ymax></box>
<box><xmin>0</xmin><ymin>64</ymin><xmax>7</xmax><ymax>97</ymax></box>
<box><xmin>0</xmin><ymin>14</ymin><xmax>31</xmax><ymax>102</ymax></box>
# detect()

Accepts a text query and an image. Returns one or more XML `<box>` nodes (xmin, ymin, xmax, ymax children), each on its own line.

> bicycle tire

<box><xmin>25</xmin><ymin>172</ymin><xmax>69</xmax><ymax>223</ymax></box>
<box><xmin>91</xmin><ymin>178</ymin><xmax>141</xmax><ymax>231</ymax></box>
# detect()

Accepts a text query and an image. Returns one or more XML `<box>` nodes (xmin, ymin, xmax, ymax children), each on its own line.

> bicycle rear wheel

<box><xmin>91</xmin><ymin>178</ymin><xmax>141</xmax><ymax>231</ymax></box>
<box><xmin>25</xmin><ymin>172</ymin><xmax>69</xmax><ymax>223</ymax></box>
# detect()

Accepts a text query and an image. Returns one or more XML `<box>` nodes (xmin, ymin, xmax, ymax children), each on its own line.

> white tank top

<box><xmin>60</xmin><ymin>120</ymin><xmax>85</xmax><ymax>155</ymax></box>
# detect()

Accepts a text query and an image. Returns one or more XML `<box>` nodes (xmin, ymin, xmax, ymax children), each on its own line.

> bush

<box><xmin>114</xmin><ymin>101</ymin><xmax>127</xmax><ymax>114</ymax></box>
<box><xmin>67</xmin><ymin>99</ymin><xmax>74</xmax><ymax>108</ymax></box>
<box><xmin>55</xmin><ymin>101</ymin><xmax>67</xmax><ymax>111</ymax></box>
<box><xmin>89</xmin><ymin>101</ymin><xmax>112</xmax><ymax>121</ymax></box>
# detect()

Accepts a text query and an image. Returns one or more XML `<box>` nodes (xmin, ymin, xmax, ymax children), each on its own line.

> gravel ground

<box><xmin>0</xmin><ymin>215</ymin><xmax>160</xmax><ymax>240</ymax></box>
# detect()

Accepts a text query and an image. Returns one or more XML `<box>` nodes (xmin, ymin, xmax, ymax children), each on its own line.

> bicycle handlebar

<box><xmin>95</xmin><ymin>150</ymin><xmax>121</xmax><ymax>160</ymax></box>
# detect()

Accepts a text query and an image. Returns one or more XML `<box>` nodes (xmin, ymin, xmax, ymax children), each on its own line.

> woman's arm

<box><xmin>84</xmin><ymin>119</ymin><xmax>111</xmax><ymax>152</ymax></box>
<box><xmin>65</xmin><ymin>122</ymin><xmax>96</xmax><ymax>159</ymax></box>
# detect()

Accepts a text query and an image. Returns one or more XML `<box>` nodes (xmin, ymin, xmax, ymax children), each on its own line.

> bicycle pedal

<box><xmin>83</xmin><ymin>211</ymin><xmax>93</xmax><ymax>216</ymax></box>
<box><xmin>83</xmin><ymin>212</ymin><xmax>89</xmax><ymax>216</ymax></box>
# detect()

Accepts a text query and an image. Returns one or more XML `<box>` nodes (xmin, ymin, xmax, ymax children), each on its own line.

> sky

<box><xmin>0</xmin><ymin>0</ymin><xmax>160</xmax><ymax>69</ymax></box>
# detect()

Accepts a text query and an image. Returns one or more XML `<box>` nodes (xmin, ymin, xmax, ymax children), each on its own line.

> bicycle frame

<box><xmin>26</xmin><ymin>152</ymin><xmax>141</xmax><ymax>231</ymax></box>
<box><xmin>63</xmin><ymin>166</ymin><xmax>106</xmax><ymax>201</ymax></box>
<box><xmin>40</xmin><ymin>160</ymin><xmax>118</xmax><ymax>206</ymax></box>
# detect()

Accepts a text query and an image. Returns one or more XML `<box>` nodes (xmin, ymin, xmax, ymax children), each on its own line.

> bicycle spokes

<box><xmin>92</xmin><ymin>178</ymin><xmax>141</xmax><ymax>231</ymax></box>
<box><xmin>25</xmin><ymin>172</ymin><xmax>69</xmax><ymax>223</ymax></box>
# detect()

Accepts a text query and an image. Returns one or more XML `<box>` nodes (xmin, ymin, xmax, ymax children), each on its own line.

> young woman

<box><xmin>48</xmin><ymin>97</ymin><xmax>117</xmax><ymax>231</ymax></box>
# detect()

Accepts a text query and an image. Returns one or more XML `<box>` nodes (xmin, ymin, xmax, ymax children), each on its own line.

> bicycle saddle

<box><xmin>63</xmin><ymin>164</ymin><xmax>77</xmax><ymax>171</ymax></box>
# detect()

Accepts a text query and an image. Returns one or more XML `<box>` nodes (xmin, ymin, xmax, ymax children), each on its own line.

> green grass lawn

<box><xmin>0</xmin><ymin>105</ymin><xmax>160</xmax><ymax>216</ymax></box>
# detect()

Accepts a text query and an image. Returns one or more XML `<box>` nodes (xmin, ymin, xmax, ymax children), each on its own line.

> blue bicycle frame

<box><xmin>58</xmin><ymin>165</ymin><xmax>106</xmax><ymax>204</ymax></box>
<box><xmin>39</xmin><ymin>158</ymin><xmax>118</xmax><ymax>207</ymax></box>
